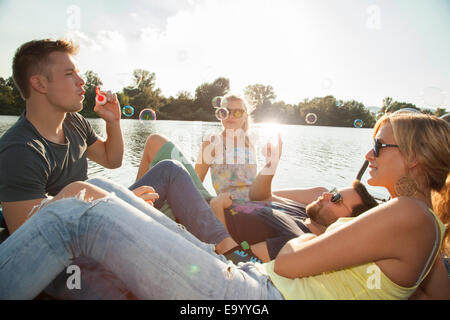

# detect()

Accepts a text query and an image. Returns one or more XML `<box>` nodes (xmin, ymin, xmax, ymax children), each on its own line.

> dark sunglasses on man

<box><xmin>329</xmin><ymin>187</ymin><xmax>343</xmax><ymax>203</ymax></box>
<box><xmin>373</xmin><ymin>138</ymin><xmax>399</xmax><ymax>157</ymax></box>
<box><xmin>328</xmin><ymin>187</ymin><xmax>352</xmax><ymax>214</ymax></box>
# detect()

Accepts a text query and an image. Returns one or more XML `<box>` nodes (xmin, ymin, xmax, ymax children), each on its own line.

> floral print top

<box><xmin>210</xmin><ymin>144</ymin><xmax>257</xmax><ymax>201</ymax></box>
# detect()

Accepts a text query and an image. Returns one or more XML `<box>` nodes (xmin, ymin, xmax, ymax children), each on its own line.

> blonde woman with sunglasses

<box><xmin>136</xmin><ymin>94</ymin><xmax>258</xmax><ymax>240</ymax></box>
<box><xmin>194</xmin><ymin>94</ymin><xmax>258</xmax><ymax>225</ymax></box>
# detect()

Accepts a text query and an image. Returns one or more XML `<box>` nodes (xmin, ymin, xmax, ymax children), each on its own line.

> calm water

<box><xmin>0</xmin><ymin>115</ymin><xmax>390</xmax><ymax>200</ymax></box>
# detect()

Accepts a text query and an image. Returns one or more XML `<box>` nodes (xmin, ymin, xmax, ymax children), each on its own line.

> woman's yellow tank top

<box><xmin>263</xmin><ymin>209</ymin><xmax>446</xmax><ymax>300</ymax></box>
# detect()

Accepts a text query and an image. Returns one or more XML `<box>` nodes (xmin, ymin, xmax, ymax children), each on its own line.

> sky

<box><xmin>0</xmin><ymin>0</ymin><xmax>449</xmax><ymax>109</ymax></box>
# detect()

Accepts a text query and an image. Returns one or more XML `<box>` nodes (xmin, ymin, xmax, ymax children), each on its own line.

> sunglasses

<box><xmin>329</xmin><ymin>187</ymin><xmax>352</xmax><ymax>214</ymax></box>
<box><xmin>373</xmin><ymin>139</ymin><xmax>399</xmax><ymax>157</ymax></box>
<box><xmin>329</xmin><ymin>187</ymin><xmax>343</xmax><ymax>203</ymax></box>
<box><xmin>215</xmin><ymin>107</ymin><xmax>245</xmax><ymax>120</ymax></box>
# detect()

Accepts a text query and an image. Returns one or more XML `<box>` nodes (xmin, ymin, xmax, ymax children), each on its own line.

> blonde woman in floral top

<box><xmin>195</xmin><ymin>94</ymin><xmax>257</xmax><ymax>227</ymax></box>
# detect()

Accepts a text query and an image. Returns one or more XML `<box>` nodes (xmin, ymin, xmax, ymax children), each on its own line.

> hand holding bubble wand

<box><xmin>94</xmin><ymin>86</ymin><xmax>121</xmax><ymax>123</ymax></box>
<box><xmin>97</xmin><ymin>87</ymin><xmax>136</xmax><ymax>119</ymax></box>
<box><xmin>95</xmin><ymin>86</ymin><xmax>107</xmax><ymax>105</ymax></box>
<box><xmin>263</xmin><ymin>132</ymin><xmax>282</xmax><ymax>162</ymax></box>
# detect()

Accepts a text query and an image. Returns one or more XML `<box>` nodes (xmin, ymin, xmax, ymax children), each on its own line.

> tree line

<box><xmin>0</xmin><ymin>69</ymin><xmax>447</xmax><ymax>128</ymax></box>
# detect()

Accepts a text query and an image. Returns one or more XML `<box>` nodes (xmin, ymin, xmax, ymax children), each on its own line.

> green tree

<box><xmin>344</xmin><ymin>100</ymin><xmax>376</xmax><ymax>127</ymax></box>
<box><xmin>421</xmin><ymin>108</ymin><xmax>434</xmax><ymax>115</ymax></box>
<box><xmin>176</xmin><ymin>90</ymin><xmax>193</xmax><ymax>100</ymax></box>
<box><xmin>79</xmin><ymin>70</ymin><xmax>103</xmax><ymax>118</ymax></box>
<box><xmin>296</xmin><ymin>96</ymin><xmax>376</xmax><ymax>127</ymax></box>
<box><xmin>0</xmin><ymin>77</ymin><xmax>16</xmax><ymax>114</ymax></box>
<box><xmin>380</xmin><ymin>97</ymin><xmax>393</xmax><ymax>113</ymax></box>
<box><xmin>116</xmin><ymin>92</ymin><xmax>130</xmax><ymax>108</ymax></box>
<box><xmin>194</xmin><ymin>77</ymin><xmax>230</xmax><ymax>121</ymax></box>
<box><xmin>434</xmin><ymin>108</ymin><xmax>448</xmax><ymax>117</ymax></box>
<box><xmin>385</xmin><ymin>101</ymin><xmax>420</xmax><ymax>113</ymax></box>
<box><xmin>0</xmin><ymin>77</ymin><xmax>25</xmax><ymax>115</ymax></box>
<box><xmin>122</xmin><ymin>69</ymin><xmax>165</xmax><ymax>118</ymax></box>
<box><xmin>244</xmin><ymin>84</ymin><xmax>276</xmax><ymax>107</ymax></box>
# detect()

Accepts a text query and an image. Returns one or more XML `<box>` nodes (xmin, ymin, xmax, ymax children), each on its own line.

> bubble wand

<box><xmin>95</xmin><ymin>86</ymin><xmax>107</xmax><ymax>105</ymax></box>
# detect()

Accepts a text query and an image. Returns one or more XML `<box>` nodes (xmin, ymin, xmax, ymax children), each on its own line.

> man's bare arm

<box><xmin>88</xmin><ymin>90</ymin><xmax>124</xmax><ymax>169</ymax></box>
<box><xmin>272</xmin><ymin>187</ymin><xmax>327</xmax><ymax>205</ymax></box>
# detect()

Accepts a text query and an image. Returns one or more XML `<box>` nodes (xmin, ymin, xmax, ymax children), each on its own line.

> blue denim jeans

<box><xmin>43</xmin><ymin>159</ymin><xmax>231</xmax><ymax>299</ymax></box>
<box><xmin>0</xmin><ymin>180</ymin><xmax>283</xmax><ymax>299</ymax></box>
<box><xmin>128</xmin><ymin>160</ymin><xmax>229</xmax><ymax>244</ymax></box>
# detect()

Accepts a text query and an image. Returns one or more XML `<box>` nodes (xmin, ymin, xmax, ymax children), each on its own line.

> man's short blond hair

<box><xmin>12</xmin><ymin>39</ymin><xmax>79</xmax><ymax>99</ymax></box>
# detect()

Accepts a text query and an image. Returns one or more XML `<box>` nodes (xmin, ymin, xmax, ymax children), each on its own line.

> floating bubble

<box><xmin>139</xmin><ymin>108</ymin><xmax>156</xmax><ymax>122</ymax></box>
<box><xmin>353</xmin><ymin>119</ymin><xmax>364</xmax><ymax>128</ymax></box>
<box><xmin>422</xmin><ymin>87</ymin><xmax>446</xmax><ymax>108</ymax></box>
<box><xmin>177</xmin><ymin>50</ymin><xmax>188</xmax><ymax>62</ymax></box>
<box><xmin>439</xmin><ymin>113</ymin><xmax>450</xmax><ymax>122</ymax></box>
<box><xmin>215</xmin><ymin>107</ymin><xmax>229</xmax><ymax>120</ymax></box>
<box><xmin>393</xmin><ymin>108</ymin><xmax>422</xmax><ymax>115</ymax></box>
<box><xmin>189</xmin><ymin>265</ymin><xmax>199</xmax><ymax>274</ymax></box>
<box><xmin>321</xmin><ymin>78</ymin><xmax>333</xmax><ymax>90</ymax></box>
<box><xmin>211</xmin><ymin>96</ymin><xmax>222</xmax><ymax>108</ymax></box>
<box><xmin>122</xmin><ymin>105</ymin><xmax>135</xmax><ymax>117</ymax></box>
<box><xmin>305</xmin><ymin>113</ymin><xmax>318</xmax><ymax>125</ymax></box>
<box><xmin>116</xmin><ymin>73</ymin><xmax>140</xmax><ymax>89</ymax></box>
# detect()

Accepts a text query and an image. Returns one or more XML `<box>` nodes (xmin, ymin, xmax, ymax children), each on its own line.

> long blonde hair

<box><xmin>374</xmin><ymin>113</ymin><xmax>450</xmax><ymax>254</ymax></box>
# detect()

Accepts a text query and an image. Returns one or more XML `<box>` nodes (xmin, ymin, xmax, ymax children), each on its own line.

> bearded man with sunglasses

<box><xmin>220</xmin><ymin>180</ymin><xmax>379</xmax><ymax>263</ymax></box>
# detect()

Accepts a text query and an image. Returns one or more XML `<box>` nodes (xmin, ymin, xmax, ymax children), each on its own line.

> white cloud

<box><xmin>53</xmin><ymin>0</ymin><xmax>449</xmax><ymax>108</ymax></box>
<box><xmin>66</xmin><ymin>30</ymin><xmax>100</xmax><ymax>50</ymax></box>
<box><xmin>96</xmin><ymin>30</ymin><xmax>126</xmax><ymax>49</ymax></box>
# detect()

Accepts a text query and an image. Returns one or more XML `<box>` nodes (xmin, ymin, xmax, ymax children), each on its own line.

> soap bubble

<box><xmin>353</xmin><ymin>119</ymin><xmax>364</xmax><ymax>128</ymax></box>
<box><xmin>215</xmin><ymin>107</ymin><xmax>229</xmax><ymax>120</ymax></box>
<box><xmin>305</xmin><ymin>113</ymin><xmax>318</xmax><ymax>125</ymax></box>
<box><xmin>212</xmin><ymin>96</ymin><xmax>222</xmax><ymax>108</ymax></box>
<box><xmin>393</xmin><ymin>108</ymin><xmax>422</xmax><ymax>115</ymax></box>
<box><xmin>189</xmin><ymin>265</ymin><xmax>199</xmax><ymax>274</ymax></box>
<box><xmin>139</xmin><ymin>108</ymin><xmax>156</xmax><ymax>122</ymax></box>
<box><xmin>177</xmin><ymin>50</ymin><xmax>189</xmax><ymax>62</ymax></box>
<box><xmin>122</xmin><ymin>105</ymin><xmax>135</xmax><ymax>117</ymax></box>
<box><xmin>321</xmin><ymin>78</ymin><xmax>333</xmax><ymax>90</ymax></box>
<box><xmin>440</xmin><ymin>113</ymin><xmax>450</xmax><ymax>122</ymax></box>
<box><xmin>116</xmin><ymin>73</ymin><xmax>141</xmax><ymax>89</ymax></box>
